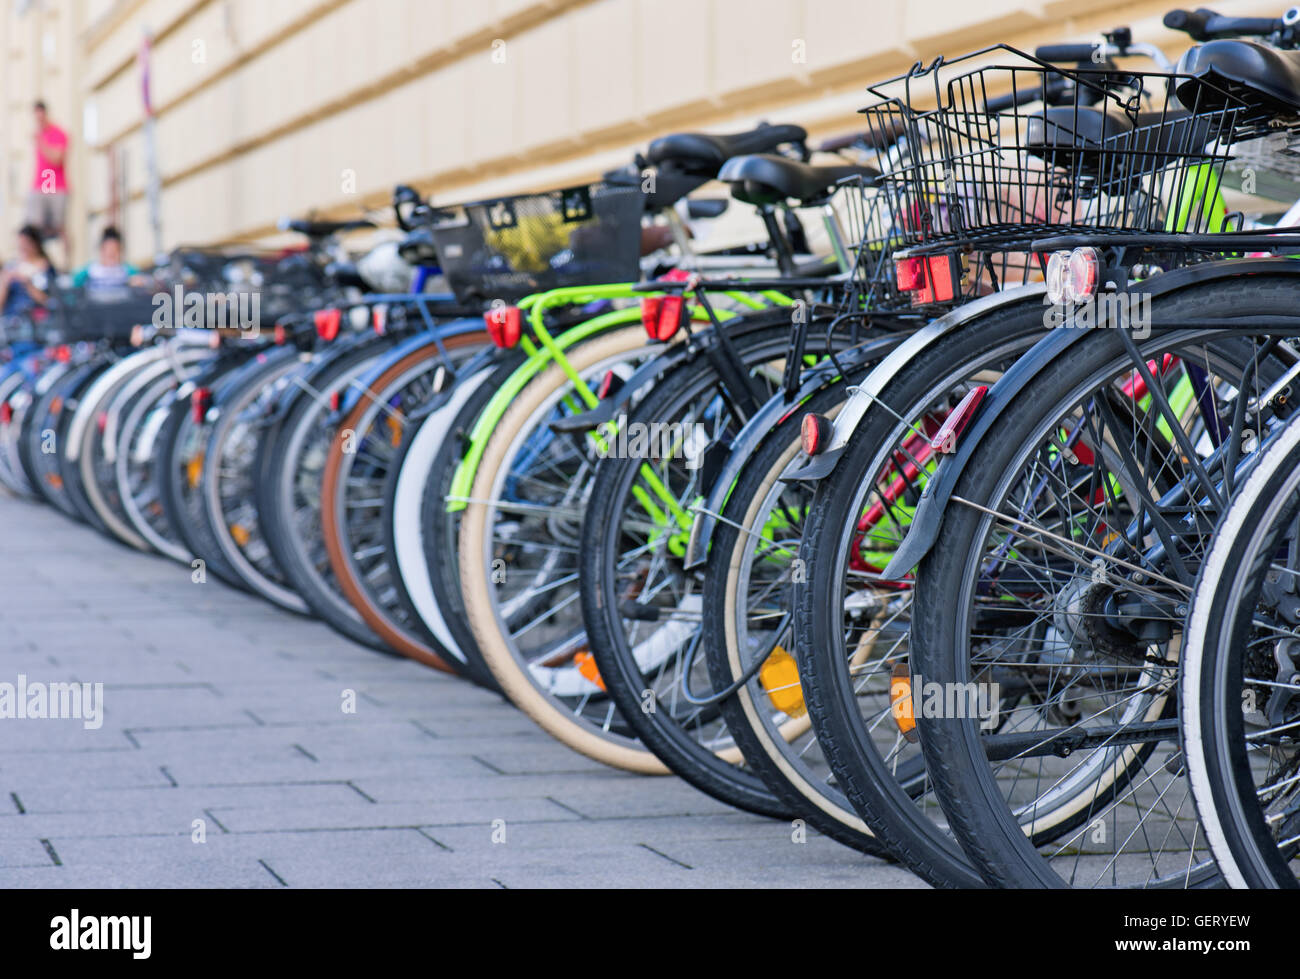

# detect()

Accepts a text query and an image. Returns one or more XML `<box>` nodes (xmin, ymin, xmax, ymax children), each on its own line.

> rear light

<box><xmin>273</xmin><ymin>324</ymin><xmax>288</xmax><ymax>345</ymax></box>
<box><xmin>191</xmin><ymin>387</ymin><xmax>213</xmax><ymax>425</ymax></box>
<box><xmin>1045</xmin><ymin>250</ymin><xmax>1071</xmax><ymax>304</ymax></box>
<box><xmin>1065</xmin><ymin>247</ymin><xmax>1100</xmax><ymax>304</ymax></box>
<box><xmin>0</xmin><ymin>403</ymin><xmax>11</xmax><ymax>426</ymax></box>
<box><xmin>329</xmin><ymin>390</ymin><xmax>341</xmax><ymax>412</ymax></box>
<box><xmin>894</xmin><ymin>253</ymin><xmax>961</xmax><ymax>306</ymax></box>
<box><xmin>484</xmin><ymin>305</ymin><xmax>522</xmax><ymax>348</ymax></box>
<box><xmin>373</xmin><ymin>306</ymin><xmax>388</xmax><ymax>335</ymax></box>
<box><xmin>314</xmin><ymin>308</ymin><xmax>342</xmax><ymax>342</ymax></box>
<box><xmin>930</xmin><ymin>385</ymin><xmax>988</xmax><ymax>454</ymax></box>
<box><xmin>53</xmin><ymin>345</ymin><xmax>72</xmax><ymax>363</ymax></box>
<box><xmin>641</xmin><ymin>295</ymin><xmax>687</xmax><ymax>342</ymax></box>
<box><xmin>1046</xmin><ymin>247</ymin><xmax>1101</xmax><ymax>305</ymax></box>
<box><xmin>801</xmin><ymin>413</ymin><xmax>833</xmax><ymax>456</ymax></box>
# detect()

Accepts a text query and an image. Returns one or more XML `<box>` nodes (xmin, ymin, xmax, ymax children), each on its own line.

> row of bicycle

<box><xmin>7</xmin><ymin>5</ymin><xmax>1300</xmax><ymax>887</ymax></box>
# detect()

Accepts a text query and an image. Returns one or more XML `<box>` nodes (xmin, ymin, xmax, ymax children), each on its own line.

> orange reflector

<box><xmin>186</xmin><ymin>452</ymin><xmax>205</xmax><ymax>490</ymax></box>
<box><xmin>889</xmin><ymin>661</ymin><xmax>918</xmax><ymax>743</ymax></box>
<box><xmin>229</xmin><ymin>524</ymin><xmax>251</xmax><ymax>547</ymax></box>
<box><xmin>573</xmin><ymin>650</ymin><xmax>606</xmax><ymax>691</ymax></box>
<box><xmin>759</xmin><ymin>645</ymin><xmax>805</xmax><ymax>717</ymax></box>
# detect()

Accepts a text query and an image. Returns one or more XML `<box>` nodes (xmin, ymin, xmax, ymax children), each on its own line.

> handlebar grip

<box><xmin>1035</xmin><ymin>43</ymin><xmax>1101</xmax><ymax>62</ymax></box>
<box><xmin>1164</xmin><ymin>8</ymin><xmax>1214</xmax><ymax>40</ymax></box>
<box><xmin>1165</xmin><ymin>7</ymin><xmax>1280</xmax><ymax>39</ymax></box>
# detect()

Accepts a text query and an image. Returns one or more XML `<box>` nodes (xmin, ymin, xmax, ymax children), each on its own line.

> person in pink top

<box><xmin>25</xmin><ymin>100</ymin><xmax>70</xmax><ymax>257</ymax></box>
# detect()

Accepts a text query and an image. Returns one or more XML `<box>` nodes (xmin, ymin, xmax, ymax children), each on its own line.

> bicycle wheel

<box><xmin>792</xmin><ymin>297</ymin><xmax>1047</xmax><ymax>884</ymax></box>
<box><xmin>459</xmin><ymin>324</ymin><xmax>668</xmax><ymax>770</ymax></box>
<box><xmin>913</xmin><ymin>279</ymin><xmax>1298</xmax><ymax>887</ymax></box>
<box><xmin>320</xmin><ymin>329</ymin><xmax>489</xmax><ymax>671</ymax></box>
<box><xmin>256</xmin><ymin>335</ymin><xmax>399</xmax><ymax>649</ymax></box>
<box><xmin>199</xmin><ymin>348</ymin><xmax>315</xmax><ymax>613</ymax></box>
<box><xmin>580</xmin><ymin>319</ymin><xmax>867</xmax><ymax>815</ymax></box>
<box><xmin>116</xmin><ymin>370</ymin><xmax>201</xmax><ymax>561</ymax></box>
<box><xmin>392</xmin><ymin>352</ymin><xmax>524</xmax><ymax>687</ymax></box>
<box><xmin>1183</xmin><ymin>413</ymin><xmax>1300</xmax><ymax>888</ymax></box>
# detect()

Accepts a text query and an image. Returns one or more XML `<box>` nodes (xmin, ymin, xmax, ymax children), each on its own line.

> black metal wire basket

<box><xmin>430</xmin><ymin>180</ymin><xmax>645</xmax><ymax>305</ymax></box>
<box><xmin>859</xmin><ymin>46</ymin><xmax>1258</xmax><ymax>257</ymax></box>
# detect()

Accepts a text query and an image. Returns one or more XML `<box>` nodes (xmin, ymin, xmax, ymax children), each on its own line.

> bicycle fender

<box><xmin>879</xmin><ymin>257</ymin><xmax>1300</xmax><ymax>579</ymax></box>
<box><xmin>784</xmin><ymin>284</ymin><xmax>1048</xmax><ymax>483</ymax></box>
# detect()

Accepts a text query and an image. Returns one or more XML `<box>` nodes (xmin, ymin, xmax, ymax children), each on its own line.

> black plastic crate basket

<box><xmin>859</xmin><ymin>46</ymin><xmax>1258</xmax><ymax>255</ymax></box>
<box><xmin>47</xmin><ymin>288</ymin><xmax>162</xmax><ymax>343</ymax></box>
<box><xmin>430</xmin><ymin>180</ymin><xmax>645</xmax><ymax>305</ymax></box>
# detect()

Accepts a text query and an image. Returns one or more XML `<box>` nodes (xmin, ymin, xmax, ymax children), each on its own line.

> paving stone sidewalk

<box><xmin>0</xmin><ymin>492</ymin><xmax>916</xmax><ymax>888</ymax></box>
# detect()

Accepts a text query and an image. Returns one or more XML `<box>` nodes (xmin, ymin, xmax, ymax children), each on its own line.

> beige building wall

<box><xmin>0</xmin><ymin>0</ymin><xmax>1290</xmax><ymax>266</ymax></box>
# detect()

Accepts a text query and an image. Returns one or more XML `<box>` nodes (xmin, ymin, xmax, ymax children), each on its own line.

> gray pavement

<box><xmin>0</xmin><ymin>491</ymin><xmax>915</xmax><ymax>888</ymax></box>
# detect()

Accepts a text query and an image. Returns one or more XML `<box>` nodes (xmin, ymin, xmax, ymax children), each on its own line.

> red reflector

<box><xmin>54</xmin><ymin>345</ymin><xmax>72</xmax><ymax>363</ymax></box>
<box><xmin>484</xmin><ymin>306</ymin><xmax>522</xmax><ymax>348</ymax></box>
<box><xmin>895</xmin><ymin>257</ymin><xmax>927</xmax><ymax>292</ymax></box>
<box><xmin>896</xmin><ymin>254</ymin><xmax>960</xmax><ymax>305</ymax></box>
<box><xmin>191</xmin><ymin>387</ymin><xmax>212</xmax><ymax>425</ymax></box>
<box><xmin>274</xmin><ymin>324</ymin><xmax>287</xmax><ymax>345</ymax></box>
<box><xmin>373</xmin><ymin>306</ymin><xmax>387</xmax><ymax>335</ymax></box>
<box><xmin>97</xmin><ymin>411</ymin><xmax>108</xmax><ymax>434</ymax></box>
<box><xmin>597</xmin><ymin>370</ymin><xmax>617</xmax><ymax>401</ymax></box>
<box><xmin>314</xmin><ymin>308</ymin><xmax>342</xmax><ymax>342</ymax></box>
<box><xmin>801</xmin><ymin>413</ymin><xmax>833</xmax><ymax>456</ymax></box>
<box><xmin>330</xmin><ymin>390</ymin><xmax>341</xmax><ymax>412</ymax></box>
<box><xmin>0</xmin><ymin>403</ymin><xmax>11</xmax><ymax>426</ymax></box>
<box><xmin>930</xmin><ymin>385</ymin><xmax>988</xmax><ymax>454</ymax></box>
<box><xmin>642</xmin><ymin>295</ymin><xmax>686</xmax><ymax>342</ymax></box>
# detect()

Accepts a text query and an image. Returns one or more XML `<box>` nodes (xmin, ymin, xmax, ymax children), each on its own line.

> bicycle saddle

<box><xmin>1026</xmin><ymin>107</ymin><xmax>1215</xmax><ymax>192</ymax></box>
<box><xmin>282</xmin><ymin>218</ymin><xmax>376</xmax><ymax>238</ymax></box>
<box><xmin>718</xmin><ymin>154</ymin><xmax>879</xmax><ymax>205</ymax></box>
<box><xmin>646</xmin><ymin>124</ymin><xmax>808</xmax><ymax>176</ymax></box>
<box><xmin>1176</xmin><ymin>39</ymin><xmax>1300</xmax><ymax>117</ymax></box>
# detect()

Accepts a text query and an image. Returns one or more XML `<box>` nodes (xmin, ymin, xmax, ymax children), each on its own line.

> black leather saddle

<box><xmin>717</xmin><ymin>154</ymin><xmax>879</xmax><ymax>205</ymax></box>
<box><xmin>646</xmin><ymin>124</ymin><xmax>808</xmax><ymax>177</ymax></box>
<box><xmin>1176</xmin><ymin>39</ymin><xmax>1300</xmax><ymax>117</ymax></box>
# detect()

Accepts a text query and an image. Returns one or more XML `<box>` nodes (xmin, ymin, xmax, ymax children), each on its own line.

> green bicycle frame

<box><xmin>444</xmin><ymin>281</ymin><xmax>792</xmax><ymax>514</ymax></box>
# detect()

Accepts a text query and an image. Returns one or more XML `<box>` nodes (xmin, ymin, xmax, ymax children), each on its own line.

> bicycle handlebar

<box><xmin>1163</xmin><ymin>7</ymin><xmax>1299</xmax><ymax>40</ymax></box>
<box><xmin>1035</xmin><ymin>43</ymin><xmax>1103</xmax><ymax>62</ymax></box>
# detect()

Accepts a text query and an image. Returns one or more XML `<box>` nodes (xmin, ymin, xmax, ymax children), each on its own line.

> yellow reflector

<box><xmin>889</xmin><ymin>661</ymin><xmax>919</xmax><ymax>743</ymax></box>
<box><xmin>186</xmin><ymin>452</ymin><xmax>205</xmax><ymax>489</ymax></box>
<box><xmin>759</xmin><ymin>645</ymin><xmax>805</xmax><ymax>718</ymax></box>
<box><xmin>229</xmin><ymin>524</ymin><xmax>251</xmax><ymax>548</ymax></box>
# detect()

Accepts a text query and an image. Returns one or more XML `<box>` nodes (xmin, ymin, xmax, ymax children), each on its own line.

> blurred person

<box><xmin>0</xmin><ymin>226</ymin><xmax>56</xmax><ymax>318</ymax></box>
<box><xmin>25</xmin><ymin>100</ymin><xmax>70</xmax><ymax>259</ymax></box>
<box><xmin>73</xmin><ymin>227</ymin><xmax>141</xmax><ymax>301</ymax></box>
